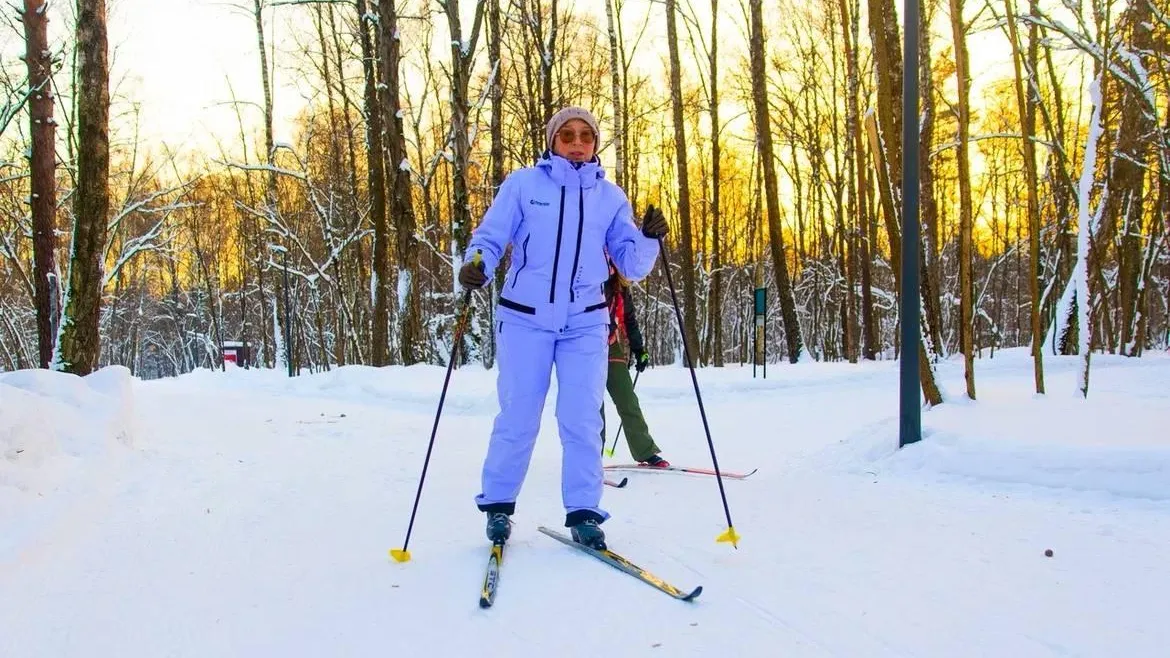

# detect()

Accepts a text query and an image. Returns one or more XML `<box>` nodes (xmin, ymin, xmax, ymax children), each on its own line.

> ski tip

<box><xmin>389</xmin><ymin>548</ymin><xmax>412</xmax><ymax>563</ymax></box>
<box><xmin>605</xmin><ymin>476</ymin><xmax>629</xmax><ymax>488</ymax></box>
<box><xmin>682</xmin><ymin>585</ymin><xmax>703</xmax><ymax>602</ymax></box>
<box><xmin>478</xmin><ymin>597</ymin><xmax>493</xmax><ymax>609</ymax></box>
<box><xmin>716</xmin><ymin>526</ymin><xmax>741</xmax><ymax>548</ymax></box>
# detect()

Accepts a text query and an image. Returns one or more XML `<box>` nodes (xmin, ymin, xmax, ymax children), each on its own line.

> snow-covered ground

<box><xmin>2</xmin><ymin>349</ymin><xmax>1168</xmax><ymax>657</ymax></box>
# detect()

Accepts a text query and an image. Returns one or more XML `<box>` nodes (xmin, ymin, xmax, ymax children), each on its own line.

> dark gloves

<box><xmin>633</xmin><ymin>349</ymin><xmax>650</xmax><ymax>372</ymax></box>
<box><xmin>458</xmin><ymin>258</ymin><xmax>487</xmax><ymax>289</ymax></box>
<box><xmin>640</xmin><ymin>204</ymin><xmax>668</xmax><ymax>239</ymax></box>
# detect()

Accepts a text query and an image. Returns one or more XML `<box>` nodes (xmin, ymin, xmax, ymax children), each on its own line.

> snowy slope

<box><xmin>1</xmin><ymin>366</ymin><xmax>135</xmax><ymax>566</ymax></box>
<box><xmin>2</xmin><ymin>351</ymin><xmax>1168</xmax><ymax>657</ymax></box>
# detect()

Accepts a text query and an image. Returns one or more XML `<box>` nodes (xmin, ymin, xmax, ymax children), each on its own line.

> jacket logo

<box><xmin>528</xmin><ymin>199</ymin><xmax>550</xmax><ymax>207</ymax></box>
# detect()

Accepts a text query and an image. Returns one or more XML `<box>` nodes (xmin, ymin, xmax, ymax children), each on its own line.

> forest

<box><xmin>1</xmin><ymin>0</ymin><xmax>1167</xmax><ymax>401</ymax></box>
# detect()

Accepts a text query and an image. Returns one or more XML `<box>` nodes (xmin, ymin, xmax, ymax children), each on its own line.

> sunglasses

<box><xmin>557</xmin><ymin>129</ymin><xmax>596</xmax><ymax>145</ymax></box>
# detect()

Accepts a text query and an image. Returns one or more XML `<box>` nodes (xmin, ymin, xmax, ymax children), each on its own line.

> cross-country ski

<box><xmin>604</xmin><ymin>463</ymin><xmax>758</xmax><ymax>479</ymax></box>
<box><xmin>537</xmin><ymin>527</ymin><xmax>702</xmax><ymax>602</ymax></box>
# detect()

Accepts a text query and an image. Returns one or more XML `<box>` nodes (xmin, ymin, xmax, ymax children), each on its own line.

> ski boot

<box><xmin>640</xmin><ymin>454</ymin><xmax>671</xmax><ymax>468</ymax></box>
<box><xmin>485</xmin><ymin>512</ymin><xmax>512</xmax><ymax>543</ymax></box>
<box><xmin>569</xmin><ymin>519</ymin><xmax>607</xmax><ymax>551</ymax></box>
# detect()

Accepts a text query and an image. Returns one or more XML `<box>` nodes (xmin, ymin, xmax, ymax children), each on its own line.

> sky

<box><xmin>2</xmin><ymin>0</ymin><xmax>1049</xmax><ymax>162</ymax></box>
<box><xmin>106</xmin><ymin>0</ymin><xmax>303</xmax><ymax>154</ymax></box>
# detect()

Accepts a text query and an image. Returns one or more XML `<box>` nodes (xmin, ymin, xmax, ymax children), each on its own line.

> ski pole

<box><xmin>391</xmin><ymin>252</ymin><xmax>481</xmax><ymax>563</ymax></box>
<box><xmin>656</xmin><ymin>238</ymin><xmax>740</xmax><ymax>548</ymax></box>
<box><xmin>604</xmin><ymin>368</ymin><xmax>641</xmax><ymax>458</ymax></box>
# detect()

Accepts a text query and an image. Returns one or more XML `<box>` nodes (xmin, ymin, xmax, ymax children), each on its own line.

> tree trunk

<box><xmin>604</xmin><ymin>0</ymin><xmax>625</xmax><ymax>190</ymax></box>
<box><xmin>55</xmin><ymin>0</ymin><xmax>110</xmax><ymax>375</ymax></box>
<box><xmin>443</xmin><ymin>0</ymin><xmax>485</xmax><ymax>361</ymax></box>
<box><xmin>748</xmin><ymin>0</ymin><xmax>803</xmax><ymax>363</ymax></box>
<box><xmin>541</xmin><ymin>0</ymin><xmax>558</xmax><ymax>123</ymax></box>
<box><xmin>663</xmin><ymin>0</ymin><xmax>701</xmax><ymax>364</ymax></box>
<box><xmin>709</xmin><ymin>0</ymin><xmax>723</xmax><ymax>367</ymax></box>
<box><xmin>356</xmin><ymin>0</ymin><xmax>390</xmax><ymax>366</ymax></box>
<box><xmin>1074</xmin><ymin>75</ymin><xmax>1106</xmax><ymax>397</ymax></box>
<box><xmin>253</xmin><ymin>0</ymin><xmax>277</xmax><ymax>204</ymax></box>
<box><xmin>839</xmin><ymin>0</ymin><xmax>876</xmax><ymax>360</ymax></box>
<box><xmin>949</xmin><ymin>0</ymin><xmax>976</xmax><ymax>399</ymax></box>
<box><xmin>379</xmin><ymin>0</ymin><xmax>423</xmax><ymax>365</ymax></box>
<box><xmin>313</xmin><ymin>4</ymin><xmax>346</xmax><ymax>367</ymax></box>
<box><xmin>918</xmin><ymin>0</ymin><xmax>945</xmax><ymax>359</ymax></box>
<box><xmin>867</xmin><ymin>0</ymin><xmax>904</xmax><ymax>274</ymax></box>
<box><xmin>254</xmin><ymin>0</ymin><xmax>279</xmax><ymax>368</ymax></box>
<box><xmin>866</xmin><ymin>103</ymin><xmax>943</xmax><ymax>405</ymax></box>
<box><xmin>486</xmin><ymin>0</ymin><xmax>505</xmax><ymax>369</ymax></box>
<box><xmin>1004</xmin><ymin>0</ymin><xmax>1045</xmax><ymax>392</ymax></box>
<box><xmin>24</xmin><ymin>0</ymin><xmax>59</xmax><ymax>369</ymax></box>
<box><xmin>1104</xmin><ymin>0</ymin><xmax>1155</xmax><ymax>356</ymax></box>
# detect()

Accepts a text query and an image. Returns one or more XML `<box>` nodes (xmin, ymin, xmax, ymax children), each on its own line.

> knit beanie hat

<box><xmin>546</xmin><ymin>106</ymin><xmax>601</xmax><ymax>151</ymax></box>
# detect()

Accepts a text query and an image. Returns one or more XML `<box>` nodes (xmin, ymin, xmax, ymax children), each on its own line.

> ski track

<box><xmin>3</xmin><ymin>354</ymin><xmax>1169</xmax><ymax>656</ymax></box>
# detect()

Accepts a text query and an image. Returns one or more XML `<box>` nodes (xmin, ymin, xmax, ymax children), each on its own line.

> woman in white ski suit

<box><xmin>458</xmin><ymin>106</ymin><xmax>667</xmax><ymax>550</ymax></box>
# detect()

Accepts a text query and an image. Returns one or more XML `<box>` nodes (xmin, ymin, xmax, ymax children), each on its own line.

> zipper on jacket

<box><xmin>568</xmin><ymin>187</ymin><xmax>586</xmax><ymax>303</ymax></box>
<box><xmin>511</xmin><ymin>234</ymin><xmax>531</xmax><ymax>289</ymax></box>
<box><xmin>548</xmin><ymin>186</ymin><xmax>567</xmax><ymax>303</ymax></box>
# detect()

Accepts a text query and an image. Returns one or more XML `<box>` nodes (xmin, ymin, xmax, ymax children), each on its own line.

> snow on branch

<box><xmin>1024</xmin><ymin>13</ymin><xmax>1146</xmax><ymax>96</ymax></box>
<box><xmin>225</xmin><ymin>144</ymin><xmax>369</xmax><ymax>290</ymax></box>
<box><xmin>102</xmin><ymin>181</ymin><xmax>200</xmax><ymax>287</ymax></box>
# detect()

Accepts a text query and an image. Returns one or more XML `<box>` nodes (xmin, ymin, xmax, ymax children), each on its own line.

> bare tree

<box><xmin>708</xmin><ymin>0</ymin><xmax>724</xmax><ymax>366</ymax></box>
<box><xmin>748</xmin><ymin>0</ymin><xmax>803</xmax><ymax>362</ymax></box>
<box><xmin>55</xmin><ymin>0</ymin><xmax>110</xmax><ymax>375</ymax></box>
<box><xmin>602</xmin><ymin>0</ymin><xmax>630</xmax><ymax>192</ymax></box>
<box><xmin>23</xmin><ymin>0</ymin><xmax>58</xmax><ymax>368</ymax></box>
<box><xmin>918</xmin><ymin>0</ymin><xmax>945</xmax><ymax>359</ymax></box>
<box><xmin>1003</xmin><ymin>0</ymin><xmax>1045</xmax><ymax>393</ymax></box>
<box><xmin>663</xmin><ymin>0</ymin><xmax>700</xmax><ymax>363</ymax></box>
<box><xmin>1102</xmin><ymin>0</ymin><xmax>1157</xmax><ymax>356</ymax></box>
<box><xmin>440</xmin><ymin>0</ymin><xmax>486</xmax><ymax>360</ymax></box>
<box><xmin>355</xmin><ymin>0</ymin><xmax>390</xmax><ymax>365</ymax></box>
<box><xmin>485</xmin><ymin>0</ymin><xmax>506</xmax><ymax>368</ymax></box>
<box><xmin>379</xmin><ymin>0</ymin><xmax>424</xmax><ymax>364</ymax></box>
<box><xmin>949</xmin><ymin>0</ymin><xmax>976</xmax><ymax>399</ymax></box>
<box><xmin>837</xmin><ymin>0</ymin><xmax>876</xmax><ymax>360</ymax></box>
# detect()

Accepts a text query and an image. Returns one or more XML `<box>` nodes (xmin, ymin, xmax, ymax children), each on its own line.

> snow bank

<box><xmin>822</xmin><ymin>381</ymin><xmax>1170</xmax><ymax>502</ymax></box>
<box><xmin>0</xmin><ymin>365</ymin><xmax>135</xmax><ymax>498</ymax></box>
<box><xmin>156</xmin><ymin>362</ymin><xmax>502</xmax><ymax>417</ymax></box>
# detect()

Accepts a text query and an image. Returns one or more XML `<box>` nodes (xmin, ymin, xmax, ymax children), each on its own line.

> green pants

<box><xmin>601</xmin><ymin>353</ymin><xmax>660</xmax><ymax>462</ymax></box>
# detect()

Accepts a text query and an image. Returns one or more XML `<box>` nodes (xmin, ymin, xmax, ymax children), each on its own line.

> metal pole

<box><xmin>282</xmin><ymin>249</ymin><xmax>294</xmax><ymax>378</ymax></box>
<box><xmin>899</xmin><ymin>0</ymin><xmax>922</xmax><ymax>447</ymax></box>
<box><xmin>752</xmin><ymin>300</ymin><xmax>757</xmax><ymax>378</ymax></box>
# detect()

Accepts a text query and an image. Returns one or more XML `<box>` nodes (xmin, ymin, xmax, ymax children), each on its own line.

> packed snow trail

<box><xmin>3</xmin><ymin>352</ymin><xmax>1169</xmax><ymax>656</ymax></box>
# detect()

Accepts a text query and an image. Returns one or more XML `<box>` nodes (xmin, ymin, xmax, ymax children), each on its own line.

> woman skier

<box><xmin>457</xmin><ymin>106</ymin><xmax>668</xmax><ymax>551</ymax></box>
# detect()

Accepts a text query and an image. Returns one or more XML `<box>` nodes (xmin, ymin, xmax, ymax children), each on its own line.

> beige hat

<box><xmin>546</xmin><ymin>106</ymin><xmax>600</xmax><ymax>152</ymax></box>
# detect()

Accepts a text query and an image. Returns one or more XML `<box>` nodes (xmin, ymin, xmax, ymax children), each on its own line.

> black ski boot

<box><xmin>485</xmin><ymin>512</ymin><xmax>512</xmax><ymax>543</ymax></box>
<box><xmin>569</xmin><ymin>519</ymin><xmax>607</xmax><ymax>551</ymax></box>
